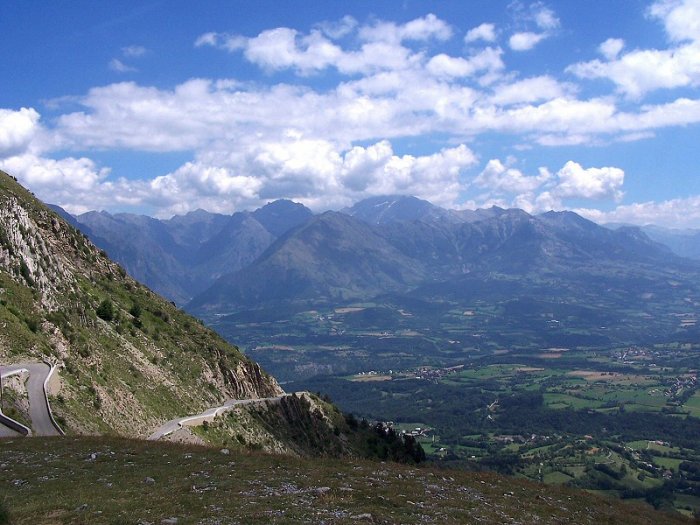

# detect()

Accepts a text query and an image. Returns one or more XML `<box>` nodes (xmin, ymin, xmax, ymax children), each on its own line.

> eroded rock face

<box><xmin>224</xmin><ymin>361</ymin><xmax>284</xmax><ymax>399</ymax></box>
<box><xmin>0</xmin><ymin>197</ymin><xmax>75</xmax><ymax>308</ymax></box>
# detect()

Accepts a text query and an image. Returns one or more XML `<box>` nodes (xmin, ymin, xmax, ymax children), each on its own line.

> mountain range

<box><xmin>58</xmin><ymin>194</ymin><xmax>700</xmax><ymax>321</ymax></box>
<box><xmin>51</xmin><ymin>199</ymin><xmax>312</xmax><ymax>304</ymax></box>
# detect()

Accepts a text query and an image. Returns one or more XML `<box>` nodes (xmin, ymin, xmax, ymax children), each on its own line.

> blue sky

<box><xmin>2</xmin><ymin>1</ymin><xmax>700</xmax><ymax>227</ymax></box>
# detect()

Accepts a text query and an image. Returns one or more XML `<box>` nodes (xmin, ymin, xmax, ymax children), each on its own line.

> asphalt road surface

<box><xmin>0</xmin><ymin>362</ymin><xmax>61</xmax><ymax>437</ymax></box>
<box><xmin>148</xmin><ymin>395</ymin><xmax>286</xmax><ymax>440</ymax></box>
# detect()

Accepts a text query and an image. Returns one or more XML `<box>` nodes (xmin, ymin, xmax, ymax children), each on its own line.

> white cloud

<box><xmin>316</xmin><ymin>16</ymin><xmax>358</xmax><ymax>39</ymax></box>
<box><xmin>569</xmin><ymin>0</ymin><xmax>700</xmax><ymax>97</ymax></box>
<box><xmin>0</xmin><ymin>108</ymin><xmax>41</xmax><ymax>156</ymax></box>
<box><xmin>243</xmin><ymin>28</ymin><xmax>342</xmax><ymax>74</ymax></box>
<box><xmin>568</xmin><ymin>45</ymin><xmax>700</xmax><ymax>98</ymax></box>
<box><xmin>471</xmin><ymin>159</ymin><xmax>624</xmax><ymax>213</ymax></box>
<box><xmin>196</xmin><ymin>14</ymin><xmax>452</xmax><ymax>76</ymax></box>
<box><xmin>109</xmin><ymin>46</ymin><xmax>147</xmax><ymax>74</ymax></box>
<box><xmin>48</xmin><ymin>71</ymin><xmax>700</xmax><ymax>167</ymax></box>
<box><xmin>553</xmin><ymin>161</ymin><xmax>624</xmax><ymax>201</ymax></box>
<box><xmin>489</xmin><ymin>75</ymin><xmax>572</xmax><ymax>105</ymax></box>
<box><xmin>358</xmin><ymin>13</ymin><xmax>452</xmax><ymax>44</ymax></box>
<box><xmin>649</xmin><ymin>0</ymin><xmax>700</xmax><ymax>42</ymax></box>
<box><xmin>1</xmin><ymin>132</ymin><xmax>476</xmax><ymax>216</ymax></box>
<box><xmin>109</xmin><ymin>59</ymin><xmax>137</xmax><ymax>73</ymax></box>
<box><xmin>534</xmin><ymin>5</ymin><xmax>560</xmax><ymax>30</ymax></box>
<box><xmin>465</xmin><ymin>23</ymin><xmax>497</xmax><ymax>43</ymax></box>
<box><xmin>509</xmin><ymin>31</ymin><xmax>546</xmax><ymax>51</ymax></box>
<box><xmin>475</xmin><ymin>159</ymin><xmax>551</xmax><ymax>193</ymax></box>
<box><xmin>194</xmin><ymin>32</ymin><xmax>219</xmax><ymax>48</ymax></box>
<box><xmin>0</xmin><ymin>154</ymin><xmax>108</xmax><ymax>192</ymax></box>
<box><xmin>0</xmin><ymin>153</ymin><xmax>119</xmax><ymax>214</ymax></box>
<box><xmin>599</xmin><ymin>38</ymin><xmax>625</xmax><ymax>60</ymax></box>
<box><xmin>426</xmin><ymin>47</ymin><xmax>504</xmax><ymax>78</ymax></box>
<box><xmin>122</xmin><ymin>45</ymin><xmax>147</xmax><ymax>57</ymax></box>
<box><xmin>507</xmin><ymin>2</ymin><xmax>559</xmax><ymax>51</ymax></box>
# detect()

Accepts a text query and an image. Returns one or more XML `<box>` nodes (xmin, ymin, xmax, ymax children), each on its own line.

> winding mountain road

<box><xmin>148</xmin><ymin>395</ymin><xmax>288</xmax><ymax>440</ymax></box>
<box><xmin>1</xmin><ymin>361</ymin><xmax>296</xmax><ymax>441</ymax></box>
<box><xmin>0</xmin><ymin>362</ymin><xmax>63</xmax><ymax>437</ymax></box>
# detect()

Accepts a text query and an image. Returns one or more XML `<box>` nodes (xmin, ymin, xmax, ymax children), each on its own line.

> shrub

<box><xmin>129</xmin><ymin>303</ymin><xmax>142</xmax><ymax>318</ymax></box>
<box><xmin>96</xmin><ymin>299</ymin><xmax>114</xmax><ymax>321</ymax></box>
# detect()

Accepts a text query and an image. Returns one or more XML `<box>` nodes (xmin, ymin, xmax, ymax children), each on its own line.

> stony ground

<box><xmin>0</xmin><ymin>437</ymin><xmax>690</xmax><ymax>524</ymax></box>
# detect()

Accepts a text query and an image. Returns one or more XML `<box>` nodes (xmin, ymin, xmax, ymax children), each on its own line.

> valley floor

<box><xmin>0</xmin><ymin>436</ymin><xmax>690</xmax><ymax>524</ymax></box>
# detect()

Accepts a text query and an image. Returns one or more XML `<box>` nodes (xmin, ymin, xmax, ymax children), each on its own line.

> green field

<box><xmin>293</xmin><ymin>345</ymin><xmax>700</xmax><ymax>515</ymax></box>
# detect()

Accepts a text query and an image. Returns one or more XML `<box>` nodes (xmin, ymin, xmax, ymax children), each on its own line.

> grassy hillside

<box><xmin>0</xmin><ymin>170</ymin><xmax>281</xmax><ymax>438</ymax></box>
<box><xmin>177</xmin><ymin>392</ymin><xmax>425</xmax><ymax>463</ymax></box>
<box><xmin>0</xmin><ymin>436</ymin><xmax>690</xmax><ymax>524</ymax></box>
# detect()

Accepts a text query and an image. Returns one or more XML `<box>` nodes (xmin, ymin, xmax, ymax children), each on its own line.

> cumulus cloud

<box><xmin>649</xmin><ymin>0</ymin><xmax>700</xmax><ymax>42</ymax></box>
<box><xmin>489</xmin><ymin>76</ymin><xmax>573</xmax><ymax>105</ymax></box>
<box><xmin>1</xmin><ymin>130</ymin><xmax>476</xmax><ymax>216</ymax></box>
<box><xmin>509</xmin><ymin>31</ymin><xmax>546</xmax><ymax>51</ymax></box>
<box><xmin>472</xmin><ymin>159</ymin><xmax>624</xmax><ymax>213</ymax></box>
<box><xmin>196</xmin><ymin>14</ymin><xmax>452</xmax><ymax>75</ymax></box>
<box><xmin>568</xmin><ymin>46</ymin><xmax>700</xmax><ymax>98</ymax></box>
<box><xmin>0</xmin><ymin>153</ymin><xmax>119</xmax><ymax>214</ymax></box>
<box><xmin>0</xmin><ymin>154</ymin><xmax>109</xmax><ymax>191</ymax></box>
<box><xmin>244</xmin><ymin>28</ymin><xmax>343</xmax><ymax>74</ymax></box>
<box><xmin>357</xmin><ymin>13</ymin><xmax>452</xmax><ymax>44</ymax></box>
<box><xmin>426</xmin><ymin>47</ymin><xmax>504</xmax><ymax>78</ymax></box>
<box><xmin>465</xmin><ymin>23</ymin><xmax>497</xmax><ymax>43</ymax></box>
<box><xmin>48</xmin><ymin>72</ymin><xmax>700</xmax><ymax>164</ymax></box>
<box><xmin>554</xmin><ymin>161</ymin><xmax>624</xmax><ymax>201</ymax></box>
<box><xmin>0</xmin><ymin>108</ymin><xmax>42</xmax><ymax>156</ymax></box>
<box><xmin>569</xmin><ymin>0</ymin><xmax>700</xmax><ymax>97</ymax></box>
<box><xmin>508</xmin><ymin>2</ymin><xmax>559</xmax><ymax>51</ymax></box>
<box><xmin>533</xmin><ymin>5</ymin><xmax>560</xmax><ymax>30</ymax></box>
<box><xmin>474</xmin><ymin>159</ymin><xmax>551</xmax><ymax>194</ymax></box>
<box><xmin>599</xmin><ymin>38</ymin><xmax>625</xmax><ymax>60</ymax></box>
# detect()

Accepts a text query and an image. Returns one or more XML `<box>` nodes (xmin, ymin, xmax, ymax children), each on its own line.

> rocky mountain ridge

<box><xmin>188</xmin><ymin>199</ymin><xmax>694</xmax><ymax>315</ymax></box>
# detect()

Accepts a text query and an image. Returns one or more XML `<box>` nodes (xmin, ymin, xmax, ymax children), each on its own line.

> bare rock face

<box><xmin>0</xmin><ymin>170</ymin><xmax>282</xmax><ymax>437</ymax></box>
<box><xmin>224</xmin><ymin>361</ymin><xmax>285</xmax><ymax>399</ymax></box>
<box><xmin>0</xmin><ymin>196</ymin><xmax>75</xmax><ymax>308</ymax></box>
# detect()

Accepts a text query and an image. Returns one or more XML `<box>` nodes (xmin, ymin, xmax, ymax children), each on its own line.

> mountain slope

<box><xmin>72</xmin><ymin>201</ymin><xmax>313</xmax><ymax>304</ymax></box>
<box><xmin>640</xmin><ymin>224</ymin><xmax>700</xmax><ymax>260</ymax></box>
<box><xmin>252</xmin><ymin>198</ymin><xmax>314</xmax><ymax>236</ymax></box>
<box><xmin>188</xmin><ymin>211</ymin><xmax>426</xmax><ymax>312</ymax></box>
<box><xmin>0</xmin><ymin>169</ymin><xmax>282</xmax><ymax>437</ymax></box>
<box><xmin>75</xmin><ymin>210</ymin><xmax>194</xmax><ymax>303</ymax></box>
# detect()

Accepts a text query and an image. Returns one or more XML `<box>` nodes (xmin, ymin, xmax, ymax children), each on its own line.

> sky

<box><xmin>2</xmin><ymin>1</ymin><xmax>700</xmax><ymax>227</ymax></box>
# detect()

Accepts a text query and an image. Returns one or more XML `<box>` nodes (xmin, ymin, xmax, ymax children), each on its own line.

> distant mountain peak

<box><xmin>342</xmin><ymin>194</ymin><xmax>451</xmax><ymax>225</ymax></box>
<box><xmin>252</xmin><ymin>199</ymin><xmax>313</xmax><ymax>237</ymax></box>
